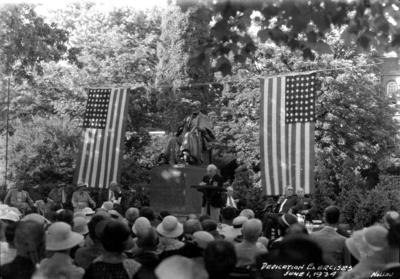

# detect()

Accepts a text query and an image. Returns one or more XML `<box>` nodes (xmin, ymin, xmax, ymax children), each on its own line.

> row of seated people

<box><xmin>1</xmin><ymin>199</ymin><xmax>400</xmax><ymax>279</ymax></box>
<box><xmin>2</xmin><ymin>181</ymin><xmax>124</xmax><ymax>215</ymax></box>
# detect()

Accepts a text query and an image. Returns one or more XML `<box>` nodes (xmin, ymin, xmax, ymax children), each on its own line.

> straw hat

<box><xmin>346</xmin><ymin>225</ymin><xmax>390</xmax><ymax>261</ymax></box>
<box><xmin>74</xmin><ymin>212</ymin><xmax>86</xmax><ymax>218</ymax></box>
<box><xmin>192</xmin><ymin>231</ymin><xmax>214</xmax><ymax>249</ymax></box>
<box><xmin>73</xmin><ymin>217</ymin><xmax>89</xmax><ymax>235</ymax></box>
<box><xmin>0</xmin><ymin>209</ymin><xmax>20</xmax><ymax>222</ymax></box>
<box><xmin>155</xmin><ymin>255</ymin><xmax>208</xmax><ymax>279</ymax></box>
<box><xmin>46</xmin><ymin>222</ymin><xmax>84</xmax><ymax>251</ymax></box>
<box><xmin>0</xmin><ymin>204</ymin><xmax>10</xmax><ymax>211</ymax></box>
<box><xmin>8</xmin><ymin>207</ymin><xmax>22</xmax><ymax>217</ymax></box>
<box><xmin>157</xmin><ymin>216</ymin><xmax>183</xmax><ymax>238</ymax></box>
<box><xmin>102</xmin><ymin>201</ymin><xmax>113</xmax><ymax>211</ymax></box>
<box><xmin>278</xmin><ymin>214</ymin><xmax>298</xmax><ymax>228</ymax></box>
<box><xmin>82</xmin><ymin>207</ymin><xmax>95</xmax><ymax>216</ymax></box>
<box><xmin>76</xmin><ymin>182</ymin><xmax>88</xmax><ymax>188</ymax></box>
<box><xmin>132</xmin><ymin>217</ymin><xmax>151</xmax><ymax>234</ymax></box>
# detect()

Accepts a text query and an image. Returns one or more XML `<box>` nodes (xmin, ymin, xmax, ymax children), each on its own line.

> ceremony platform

<box><xmin>150</xmin><ymin>165</ymin><xmax>207</xmax><ymax>215</ymax></box>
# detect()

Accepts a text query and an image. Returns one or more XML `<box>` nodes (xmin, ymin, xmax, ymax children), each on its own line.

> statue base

<box><xmin>150</xmin><ymin>165</ymin><xmax>207</xmax><ymax>215</ymax></box>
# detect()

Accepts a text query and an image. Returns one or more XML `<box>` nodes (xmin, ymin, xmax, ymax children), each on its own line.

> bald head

<box><xmin>125</xmin><ymin>207</ymin><xmax>139</xmax><ymax>222</ymax></box>
<box><xmin>109</xmin><ymin>181</ymin><xmax>118</xmax><ymax>190</ymax></box>
<box><xmin>187</xmin><ymin>214</ymin><xmax>198</xmax><ymax>221</ymax></box>
<box><xmin>207</xmin><ymin>164</ymin><xmax>217</xmax><ymax>178</ymax></box>
<box><xmin>136</xmin><ymin>227</ymin><xmax>158</xmax><ymax>251</ymax></box>
<box><xmin>242</xmin><ymin>219</ymin><xmax>262</xmax><ymax>242</ymax></box>
<box><xmin>183</xmin><ymin>219</ymin><xmax>202</xmax><ymax>235</ymax></box>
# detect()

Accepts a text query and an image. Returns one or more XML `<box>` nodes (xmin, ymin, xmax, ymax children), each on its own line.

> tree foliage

<box><xmin>155</xmin><ymin>4</ymin><xmax>217</xmax><ymax>132</ymax></box>
<box><xmin>0</xmin><ymin>3</ymin><xmax>80</xmax><ymax>84</ymax></box>
<box><xmin>176</xmin><ymin>0</ymin><xmax>400</xmax><ymax>76</ymax></box>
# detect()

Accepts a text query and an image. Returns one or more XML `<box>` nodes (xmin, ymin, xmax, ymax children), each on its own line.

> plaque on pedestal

<box><xmin>150</xmin><ymin>165</ymin><xmax>207</xmax><ymax>214</ymax></box>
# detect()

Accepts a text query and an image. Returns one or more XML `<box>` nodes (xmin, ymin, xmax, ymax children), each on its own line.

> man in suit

<box><xmin>234</xmin><ymin>219</ymin><xmax>267</xmax><ymax>267</ymax></box>
<box><xmin>222</xmin><ymin>187</ymin><xmax>240</xmax><ymax>213</ymax></box>
<box><xmin>101</xmin><ymin>181</ymin><xmax>123</xmax><ymax>215</ymax></box>
<box><xmin>261</xmin><ymin>185</ymin><xmax>298</xmax><ymax>239</ymax></box>
<box><xmin>289</xmin><ymin>188</ymin><xmax>318</xmax><ymax>220</ymax></box>
<box><xmin>309</xmin><ymin>206</ymin><xmax>350</xmax><ymax>266</ymax></box>
<box><xmin>4</xmin><ymin>182</ymin><xmax>34</xmax><ymax>212</ymax></box>
<box><xmin>134</xmin><ymin>227</ymin><xmax>160</xmax><ymax>279</ymax></box>
<box><xmin>199</xmin><ymin>164</ymin><xmax>224</xmax><ymax>223</ymax></box>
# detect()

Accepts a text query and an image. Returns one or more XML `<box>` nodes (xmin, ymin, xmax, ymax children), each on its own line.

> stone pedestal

<box><xmin>150</xmin><ymin>165</ymin><xmax>207</xmax><ymax>215</ymax></box>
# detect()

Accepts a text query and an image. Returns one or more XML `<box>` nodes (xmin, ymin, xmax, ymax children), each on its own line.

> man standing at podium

<box><xmin>199</xmin><ymin>164</ymin><xmax>224</xmax><ymax>222</ymax></box>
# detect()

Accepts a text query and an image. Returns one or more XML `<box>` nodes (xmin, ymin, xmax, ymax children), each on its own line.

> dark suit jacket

<box><xmin>100</xmin><ymin>189</ymin><xmax>121</xmax><ymax>204</ymax></box>
<box><xmin>134</xmin><ymin>251</ymin><xmax>160</xmax><ymax>279</ymax></box>
<box><xmin>290</xmin><ymin>197</ymin><xmax>318</xmax><ymax>219</ymax></box>
<box><xmin>201</xmin><ymin>174</ymin><xmax>224</xmax><ymax>208</ymax></box>
<box><xmin>273</xmin><ymin>196</ymin><xmax>298</xmax><ymax>214</ymax></box>
<box><xmin>309</xmin><ymin>226</ymin><xmax>350</xmax><ymax>266</ymax></box>
<box><xmin>222</xmin><ymin>194</ymin><xmax>247</xmax><ymax>211</ymax></box>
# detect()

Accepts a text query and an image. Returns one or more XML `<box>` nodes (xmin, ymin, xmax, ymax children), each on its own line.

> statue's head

<box><xmin>191</xmin><ymin>101</ymin><xmax>201</xmax><ymax>114</ymax></box>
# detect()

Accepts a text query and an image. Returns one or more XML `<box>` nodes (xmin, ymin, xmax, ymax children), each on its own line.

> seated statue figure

<box><xmin>160</xmin><ymin>101</ymin><xmax>215</xmax><ymax>165</ymax></box>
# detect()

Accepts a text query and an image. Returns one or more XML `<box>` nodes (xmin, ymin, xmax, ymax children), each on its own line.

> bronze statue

<box><xmin>160</xmin><ymin>101</ymin><xmax>215</xmax><ymax>165</ymax></box>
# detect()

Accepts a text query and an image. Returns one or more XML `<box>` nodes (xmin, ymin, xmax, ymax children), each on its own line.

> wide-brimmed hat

<box><xmin>346</xmin><ymin>225</ymin><xmax>390</xmax><ymax>262</ymax></box>
<box><xmin>8</xmin><ymin>207</ymin><xmax>22</xmax><ymax>217</ymax></box>
<box><xmin>192</xmin><ymin>231</ymin><xmax>214</xmax><ymax>249</ymax></box>
<box><xmin>46</xmin><ymin>222</ymin><xmax>84</xmax><ymax>251</ymax></box>
<box><xmin>21</xmin><ymin>213</ymin><xmax>50</xmax><ymax>226</ymax></box>
<box><xmin>278</xmin><ymin>214</ymin><xmax>298</xmax><ymax>228</ymax></box>
<box><xmin>82</xmin><ymin>207</ymin><xmax>95</xmax><ymax>216</ymax></box>
<box><xmin>102</xmin><ymin>201</ymin><xmax>113</xmax><ymax>211</ymax></box>
<box><xmin>76</xmin><ymin>182</ymin><xmax>88</xmax><ymax>188</ymax></box>
<box><xmin>232</xmin><ymin>216</ymin><xmax>248</xmax><ymax>228</ymax></box>
<box><xmin>155</xmin><ymin>255</ymin><xmax>208</xmax><ymax>279</ymax></box>
<box><xmin>132</xmin><ymin>217</ymin><xmax>151</xmax><ymax>234</ymax></box>
<box><xmin>0</xmin><ymin>204</ymin><xmax>10</xmax><ymax>211</ymax></box>
<box><xmin>74</xmin><ymin>211</ymin><xmax>86</xmax><ymax>218</ymax></box>
<box><xmin>157</xmin><ymin>216</ymin><xmax>183</xmax><ymax>238</ymax></box>
<box><xmin>0</xmin><ymin>209</ymin><xmax>20</xmax><ymax>222</ymax></box>
<box><xmin>73</xmin><ymin>217</ymin><xmax>89</xmax><ymax>235</ymax></box>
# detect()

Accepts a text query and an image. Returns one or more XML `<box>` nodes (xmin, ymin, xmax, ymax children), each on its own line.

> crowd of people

<box><xmin>1</xmin><ymin>179</ymin><xmax>400</xmax><ymax>279</ymax></box>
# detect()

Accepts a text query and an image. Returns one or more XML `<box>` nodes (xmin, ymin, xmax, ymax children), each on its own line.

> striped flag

<box><xmin>260</xmin><ymin>72</ymin><xmax>316</xmax><ymax>195</ymax></box>
<box><xmin>73</xmin><ymin>88</ymin><xmax>130</xmax><ymax>188</ymax></box>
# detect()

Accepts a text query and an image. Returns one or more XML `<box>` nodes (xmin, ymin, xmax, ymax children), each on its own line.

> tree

<box><xmin>213</xmin><ymin>34</ymin><xmax>397</xmax><ymax>177</ymax></box>
<box><xmin>155</xmin><ymin>3</ymin><xmax>216</xmax><ymax>132</ymax></box>
<box><xmin>0</xmin><ymin>3</ymin><xmax>80</xmax><ymax>84</ymax></box>
<box><xmin>175</xmin><ymin>0</ymin><xmax>400</xmax><ymax>76</ymax></box>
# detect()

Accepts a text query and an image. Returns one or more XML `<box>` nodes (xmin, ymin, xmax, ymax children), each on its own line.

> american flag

<box><xmin>73</xmin><ymin>88</ymin><xmax>130</xmax><ymax>188</ymax></box>
<box><xmin>260</xmin><ymin>72</ymin><xmax>316</xmax><ymax>195</ymax></box>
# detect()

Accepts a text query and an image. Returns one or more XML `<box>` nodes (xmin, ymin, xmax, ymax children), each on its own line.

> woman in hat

<box><xmin>83</xmin><ymin>220</ymin><xmax>141</xmax><ymax>279</ymax></box>
<box><xmin>156</xmin><ymin>216</ymin><xmax>184</xmax><ymax>254</ymax></box>
<box><xmin>338</xmin><ymin>225</ymin><xmax>399</xmax><ymax>279</ymax></box>
<box><xmin>32</xmin><ymin>222</ymin><xmax>85</xmax><ymax>279</ymax></box>
<box><xmin>46</xmin><ymin>183</ymin><xmax>67</xmax><ymax>210</ymax></box>
<box><xmin>71</xmin><ymin>182</ymin><xmax>96</xmax><ymax>211</ymax></box>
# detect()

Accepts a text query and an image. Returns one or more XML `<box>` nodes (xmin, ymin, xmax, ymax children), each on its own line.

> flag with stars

<box><xmin>73</xmin><ymin>88</ymin><xmax>130</xmax><ymax>188</ymax></box>
<box><xmin>260</xmin><ymin>72</ymin><xmax>316</xmax><ymax>195</ymax></box>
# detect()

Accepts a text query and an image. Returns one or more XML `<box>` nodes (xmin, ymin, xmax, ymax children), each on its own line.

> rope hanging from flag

<box><xmin>260</xmin><ymin>72</ymin><xmax>316</xmax><ymax>196</ymax></box>
<box><xmin>73</xmin><ymin>88</ymin><xmax>130</xmax><ymax>188</ymax></box>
